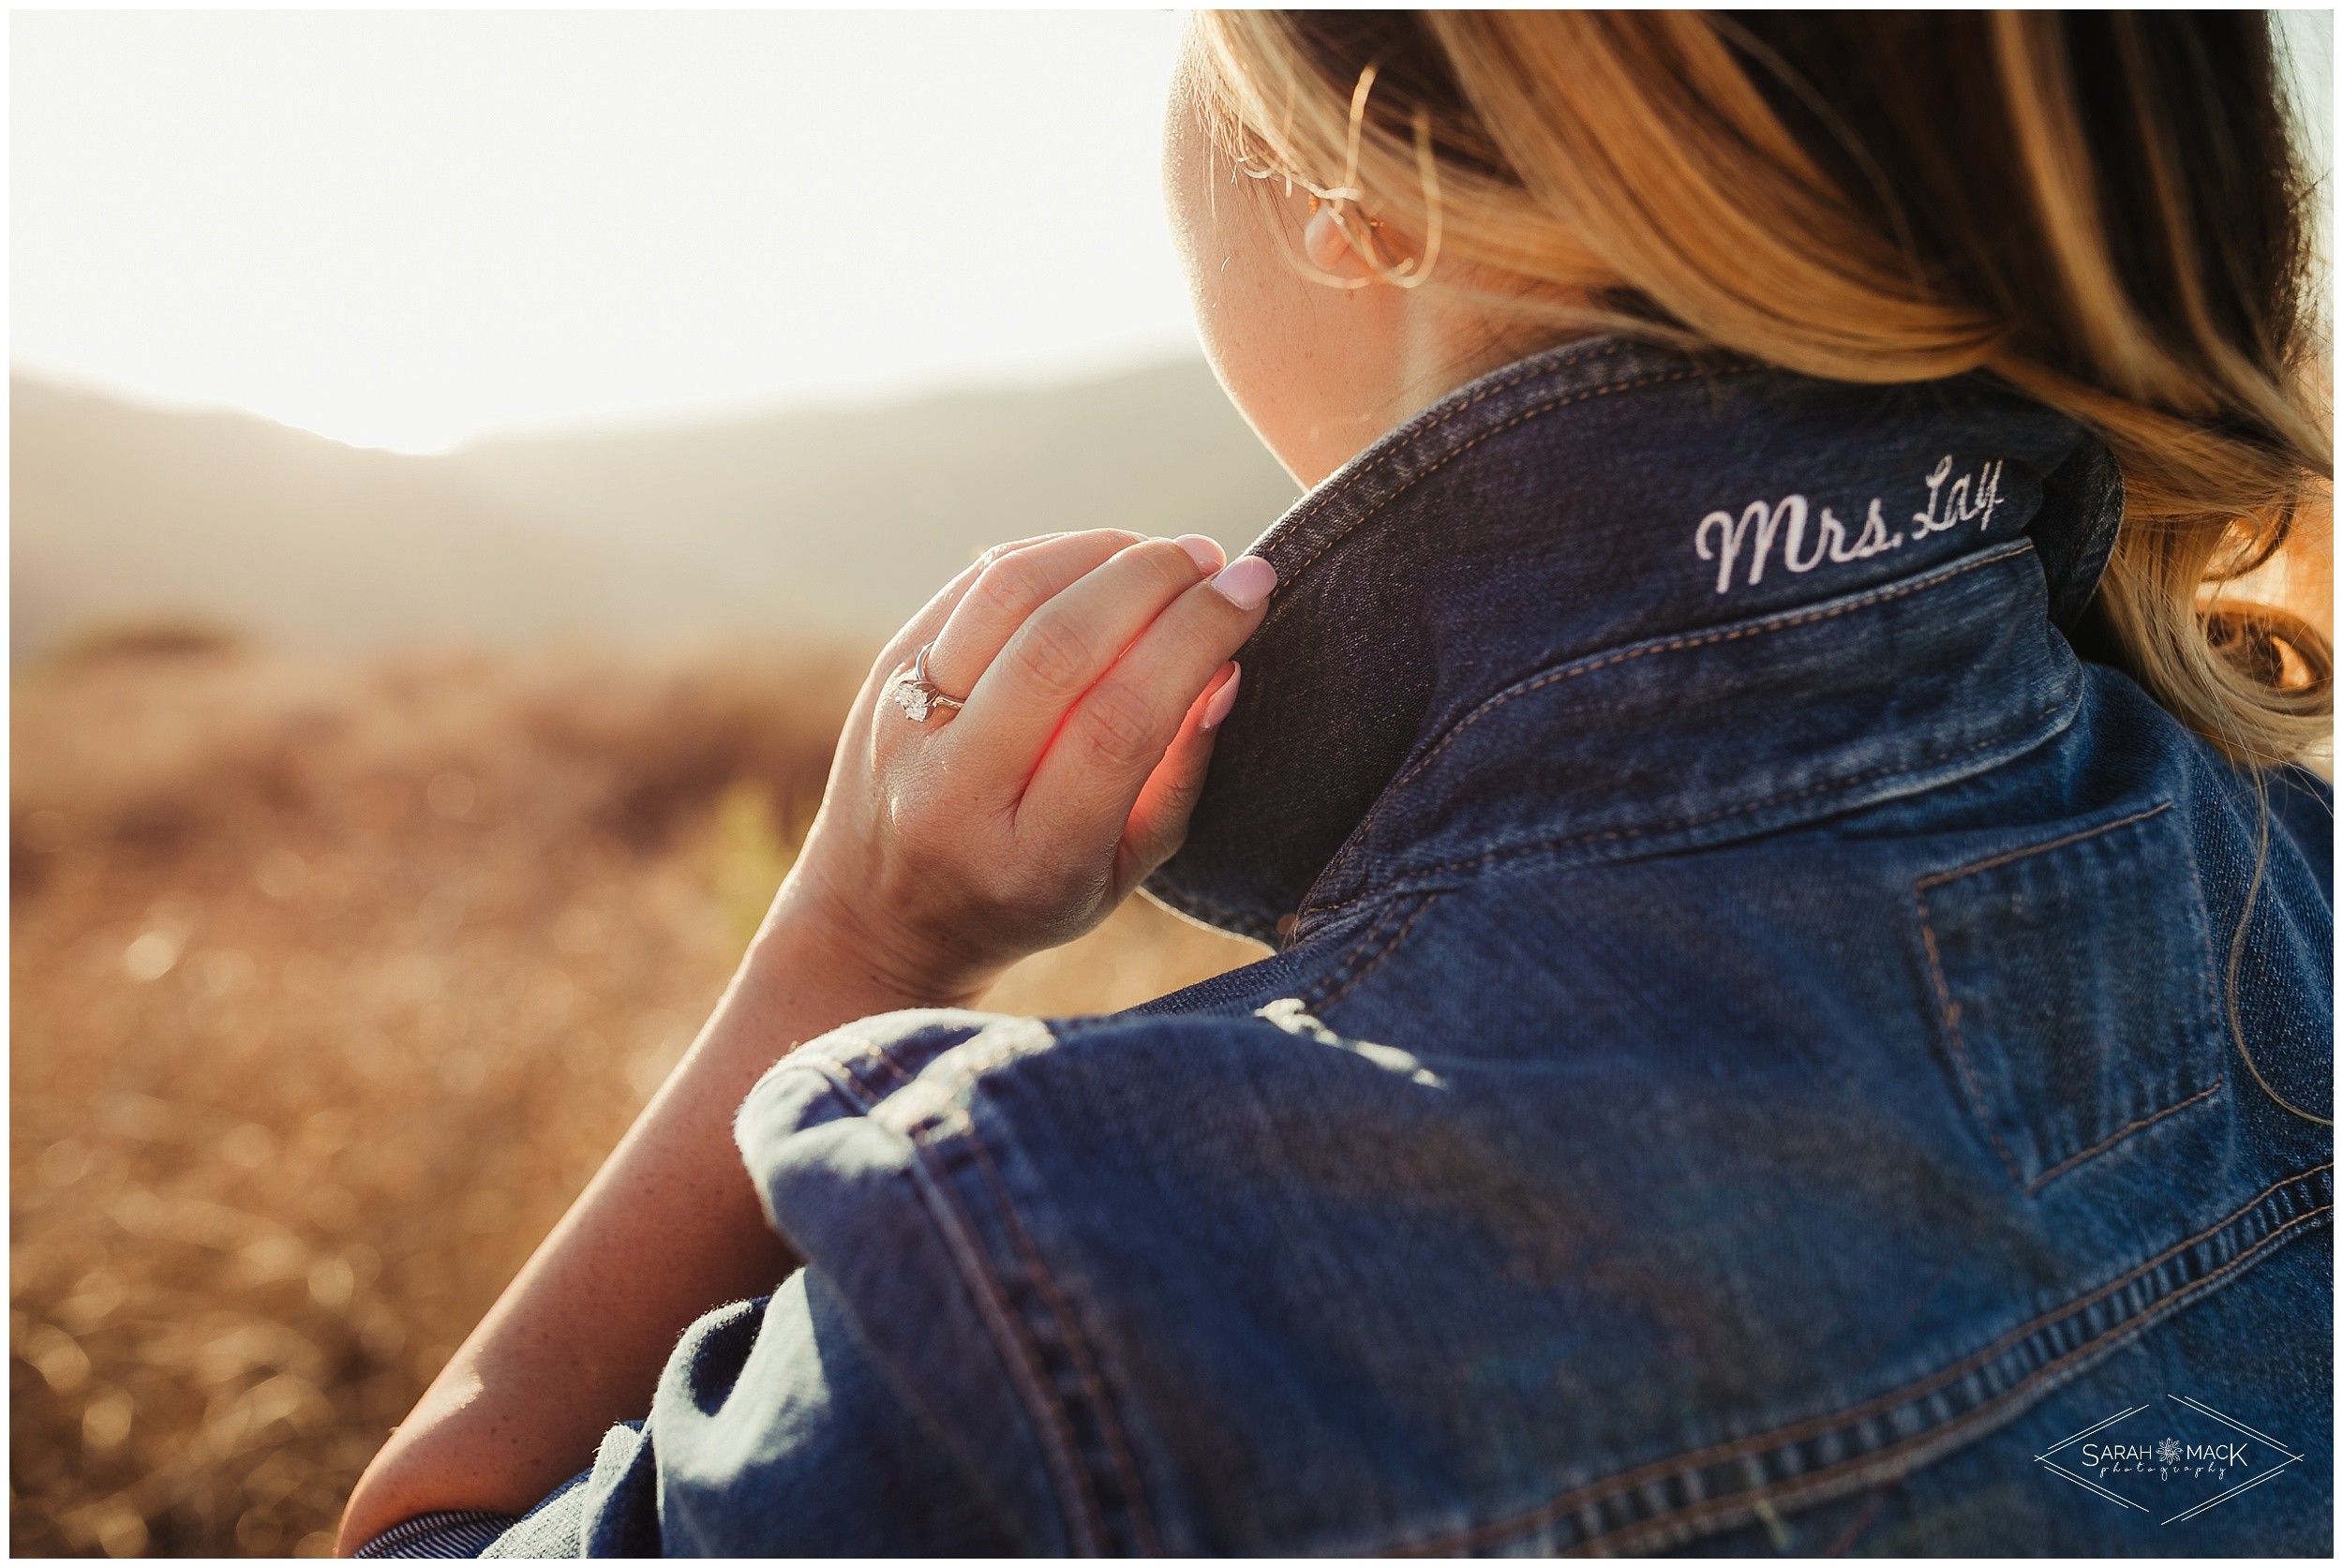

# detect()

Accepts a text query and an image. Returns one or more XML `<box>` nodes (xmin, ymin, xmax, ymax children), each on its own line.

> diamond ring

<box><xmin>887</xmin><ymin>642</ymin><xmax>966</xmax><ymax>724</ymax></box>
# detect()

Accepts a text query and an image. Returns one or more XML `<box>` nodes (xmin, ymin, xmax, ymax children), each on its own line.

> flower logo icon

<box><xmin>2156</xmin><ymin>1438</ymin><xmax>2184</xmax><ymax>1468</ymax></box>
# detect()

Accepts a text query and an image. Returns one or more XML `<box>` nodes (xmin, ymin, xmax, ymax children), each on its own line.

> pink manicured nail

<box><xmin>1210</xmin><ymin>555</ymin><xmax>1276</xmax><ymax>610</ymax></box>
<box><xmin>1200</xmin><ymin>664</ymin><xmax>1243</xmax><ymax>731</ymax></box>
<box><xmin>1174</xmin><ymin>533</ymin><xmax>1226</xmax><ymax>575</ymax></box>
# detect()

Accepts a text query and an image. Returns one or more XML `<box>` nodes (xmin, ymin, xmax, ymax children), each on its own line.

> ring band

<box><xmin>888</xmin><ymin>642</ymin><xmax>966</xmax><ymax>724</ymax></box>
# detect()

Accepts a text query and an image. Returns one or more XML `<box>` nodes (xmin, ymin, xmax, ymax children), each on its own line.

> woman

<box><xmin>342</xmin><ymin>11</ymin><xmax>2331</xmax><ymax>1555</ymax></box>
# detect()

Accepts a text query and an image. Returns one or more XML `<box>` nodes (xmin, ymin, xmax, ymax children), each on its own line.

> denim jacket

<box><xmin>479</xmin><ymin>339</ymin><xmax>2332</xmax><ymax>1556</ymax></box>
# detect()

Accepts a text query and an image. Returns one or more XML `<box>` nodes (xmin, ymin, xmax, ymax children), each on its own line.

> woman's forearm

<box><xmin>337</xmin><ymin>530</ymin><xmax>1261</xmax><ymax>1553</ymax></box>
<box><xmin>336</xmin><ymin>897</ymin><xmax>951</xmax><ymax>1552</ymax></box>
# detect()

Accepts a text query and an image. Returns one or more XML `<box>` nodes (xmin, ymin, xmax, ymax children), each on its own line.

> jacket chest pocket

<box><xmin>1913</xmin><ymin>802</ymin><xmax>2226</xmax><ymax>1194</ymax></box>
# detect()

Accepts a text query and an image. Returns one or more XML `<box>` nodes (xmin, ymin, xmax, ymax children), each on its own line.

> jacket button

<box><xmin>1275</xmin><ymin>913</ymin><xmax>1300</xmax><ymax>943</ymax></box>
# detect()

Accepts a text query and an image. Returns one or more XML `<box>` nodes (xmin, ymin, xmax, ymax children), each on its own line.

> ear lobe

<box><xmin>1303</xmin><ymin>205</ymin><xmax>1361</xmax><ymax>274</ymax></box>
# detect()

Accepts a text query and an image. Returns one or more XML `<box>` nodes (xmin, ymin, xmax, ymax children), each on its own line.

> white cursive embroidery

<box><xmin>1910</xmin><ymin>454</ymin><xmax>2007</xmax><ymax>539</ymax></box>
<box><xmin>1694</xmin><ymin>497</ymin><xmax>1801</xmax><ymax>590</ymax></box>
<box><xmin>1694</xmin><ymin>455</ymin><xmax>2007</xmax><ymax>594</ymax></box>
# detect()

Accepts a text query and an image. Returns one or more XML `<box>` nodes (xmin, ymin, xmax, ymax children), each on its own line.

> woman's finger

<box><xmin>861</xmin><ymin>532</ymin><xmax>1079</xmax><ymax>707</ymax></box>
<box><xmin>886</xmin><ymin>532</ymin><xmax>1079</xmax><ymax>665</ymax></box>
<box><xmin>1017</xmin><ymin>556</ymin><xmax>1273</xmax><ymax>839</ymax></box>
<box><xmin>859</xmin><ymin>530</ymin><xmax>1108</xmax><ymax>745</ymax></box>
<box><xmin>919</xmin><ymin>529</ymin><xmax>1155</xmax><ymax>701</ymax></box>
<box><xmin>955</xmin><ymin>537</ymin><xmax>1229</xmax><ymax>770</ymax></box>
<box><xmin>1114</xmin><ymin>662</ymin><xmax>1240</xmax><ymax>892</ymax></box>
<box><xmin>848</xmin><ymin>532</ymin><xmax>1087</xmax><ymax>769</ymax></box>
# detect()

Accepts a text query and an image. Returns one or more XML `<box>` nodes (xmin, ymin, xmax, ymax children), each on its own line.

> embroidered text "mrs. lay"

<box><xmin>1695</xmin><ymin>455</ymin><xmax>2007</xmax><ymax>594</ymax></box>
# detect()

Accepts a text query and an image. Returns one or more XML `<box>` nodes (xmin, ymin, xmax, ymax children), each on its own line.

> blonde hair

<box><xmin>1193</xmin><ymin>9</ymin><xmax>2332</xmax><ymax>770</ymax></box>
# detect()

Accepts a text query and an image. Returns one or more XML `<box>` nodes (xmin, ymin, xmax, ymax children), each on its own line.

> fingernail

<box><xmin>1174</xmin><ymin>533</ymin><xmax>1226</xmax><ymax>575</ymax></box>
<box><xmin>1209</xmin><ymin>555</ymin><xmax>1276</xmax><ymax>610</ymax></box>
<box><xmin>1200</xmin><ymin>664</ymin><xmax>1243</xmax><ymax>730</ymax></box>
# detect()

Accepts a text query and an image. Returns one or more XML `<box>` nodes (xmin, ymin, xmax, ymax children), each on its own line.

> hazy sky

<box><xmin>12</xmin><ymin>9</ymin><xmax>1198</xmax><ymax>453</ymax></box>
<box><xmin>12</xmin><ymin>10</ymin><xmax>2331</xmax><ymax>455</ymax></box>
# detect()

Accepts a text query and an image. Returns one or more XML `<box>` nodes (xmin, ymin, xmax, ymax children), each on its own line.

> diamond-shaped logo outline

<box><xmin>2033</xmin><ymin>1394</ymin><xmax>2305</xmax><ymax>1526</ymax></box>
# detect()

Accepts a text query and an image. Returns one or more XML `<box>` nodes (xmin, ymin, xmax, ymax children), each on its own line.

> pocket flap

<box><xmin>1915</xmin><ymin>803</ymin><xmax>2225</xmax><ymax>1193</ymax></box>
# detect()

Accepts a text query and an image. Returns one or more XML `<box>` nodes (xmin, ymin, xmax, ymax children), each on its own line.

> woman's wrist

<box><xmin>754</xmin><ymin>862</ymin><xmax>1003</xmax><ymax>1008</ymax></box>
<box><xmin>736</xmin><ymin>875</ymin><xmax>997</xmax><ymax>1038</ymax></box>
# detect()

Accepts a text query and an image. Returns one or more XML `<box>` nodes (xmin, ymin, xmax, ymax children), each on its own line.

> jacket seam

<box><xmin>1301</xmin><ymin>674</ymin><xmax>2075</xmax><ymax>923</ymax></box>
<box><xmin>1295</xmin><ymin>899</ymin><xmax>1408</xmax><ymax>1009</ymax></box>
<box><xmin>1296</xmin><ymin>894</ymin><xmax>1420</xmax><ymax>1010</ymax></box>
<box><xmin>1304</xmin><ymin>543</ymin><xmax>2038</xmax><ymax>913</ymax></box>
<box><xmin>1380</xmin><ymin>1161</ymin><xmax>2334</xmax><ymax>1555</ymax></box>
<box><xmin>1410</xmin><ymin>544</ymin><xmax>2034</xmax><ymax>814</ymax></box>
<box><xmin>958</xmin><ymin>1120</ymin><xmax>1163</xmax><ymax>1554</ymax></box>
<box><xmin>1565</xmin><ymin>1203</ymin><xmax>2316</xmax><ymax>1557</ymax></box>
<box><xmin>1911</xmin><ymin>800</ymin><xmax>2176</xmax><ymax>889</ymax></box>
<box><xmin>865</xmin><ymin>1041</ymin><xmax>917</xmax><ymax>1089</ymax></box>
<box><xmin>863</xmin><ymin>1018</ymin><xmax>1067</xmax><ymax>1126</ymax></box>
<box><xmin>1307</xmin><ymin>893</ymin><xmax>1442</xmax><ymax>1013</ymax></box>
<box><xmin>1911</xmin><ymin>801</ymin><xmax>2230</xmax><ymax>1197</ymax></box>
<box><xmin>790</xmin><ymin>1047</ymin><xmax>1111</xmax><ymax>1554</ymax></box>
<box><xmin>1912</xmin><ymin>897</ymin><xmax>2031</xmax><ymax>1187</ymax></box>
<box><xmin>2173</xmin><ymin>809</ymin><xmax>2256</xmax><ymax>1122</ymax></box>
<box><xmin>2021</xmin><ymin>1079</ymin><xmax>2227</xmax><ymax>1195</ymax></box>
<box><xmin>1820</xmin><ymin>1486</ymin><xmax>1896</xmax><ymax>1557</ymax></box>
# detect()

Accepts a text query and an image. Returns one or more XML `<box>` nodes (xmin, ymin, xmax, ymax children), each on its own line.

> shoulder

<box><xmin>733</xmin><ymin>1002</ymin><xmax>1431</xmax><ymax>1554</ymax></box>
<box><xmin>736</xmin><ymin>1001</ymin><xmax>1428</xmax><ymax>1193</ymax></box>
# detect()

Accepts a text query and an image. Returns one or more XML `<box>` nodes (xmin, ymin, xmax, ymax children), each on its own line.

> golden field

<box><xmin>8</xmin><ymin>634</ymin><xmax>1261</xmax><ymax>1556</ymax></box>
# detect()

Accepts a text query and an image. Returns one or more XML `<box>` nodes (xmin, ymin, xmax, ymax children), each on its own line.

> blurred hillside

<box><xmin>10</xmin><ymin>361</ymin><xmax>1302</xmax><ymax>659</ymax></box>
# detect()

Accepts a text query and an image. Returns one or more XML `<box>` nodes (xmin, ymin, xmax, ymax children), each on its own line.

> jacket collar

<box><xmin>1146</xmin><ymin>337</ymin><xmax>2122</xmax><ymax>947</ymax></box>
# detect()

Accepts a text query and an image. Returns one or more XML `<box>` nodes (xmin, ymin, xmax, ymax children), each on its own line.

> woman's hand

<box><xmin>337</xmin><ymin>530</ymin><xmax>1273</xmax><ymax>1551</ymax></box>
<box><xmin>767</xmin><ymin>529</ymin><xmax>1276</xmax><ymax>1006</ymax></box>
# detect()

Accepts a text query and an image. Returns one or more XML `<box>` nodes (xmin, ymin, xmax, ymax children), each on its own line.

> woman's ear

<box><xmin>1303</xmin><ymin>203</ymin><xmax>1371</xmax><ymax>277</ymax></box>
<box><xmin>1302</xmin><ymin>202</ymin><xmax>1426</xmax><ymax>286</ymax></box>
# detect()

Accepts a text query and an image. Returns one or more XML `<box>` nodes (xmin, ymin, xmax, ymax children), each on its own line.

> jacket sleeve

<box><xmin>477</xmin><ymin>1009</ymin><xmax>1100</xmax><ymax>1557</ymax></box>
<box><xmin>479</xmin><ymin>1266</ymin><xmax>1017</xmax><ymax>1556</ymax></box>
<box><xmin>500</xmin><ymin>1010</ymin><xmax>1094</xmax><ymax>1556</ymax></box>
<box><xmin>716</xmin><ymin>1008</ymin><xmax>1097</xmax><ymax>1553</ymax></box>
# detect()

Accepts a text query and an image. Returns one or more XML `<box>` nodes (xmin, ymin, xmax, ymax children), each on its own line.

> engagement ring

<box><xmin>888</xmin><ymin>642</ymin><xmax>965</xmax><ymax>724</ymax></box>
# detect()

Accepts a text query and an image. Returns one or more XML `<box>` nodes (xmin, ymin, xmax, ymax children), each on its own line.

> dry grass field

<box><xmin>8</xmin><ymin>634</ymin><xmax>1261</xmax><ymax>1557</ymax></box>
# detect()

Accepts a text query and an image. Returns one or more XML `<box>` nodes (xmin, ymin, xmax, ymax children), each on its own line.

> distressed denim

<box><xmin>466</xmin><ymin>339</ymin><xmax>2331</xmax><ymax>1556</ymax></box>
